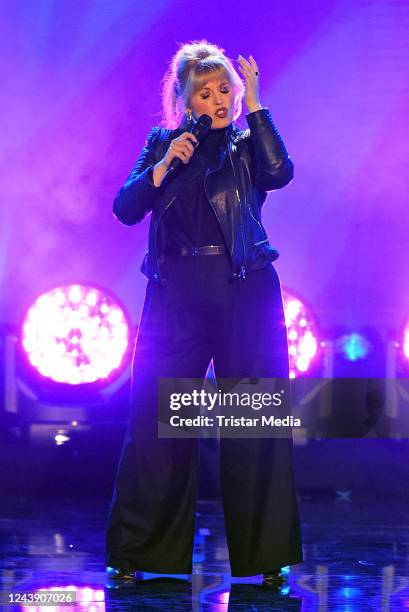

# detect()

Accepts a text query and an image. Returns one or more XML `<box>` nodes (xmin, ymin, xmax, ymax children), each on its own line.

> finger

<box><xmin>174</xmin><ymin>143</ymin><xmax>193</xmax><ymax>158</ymax></box>
<box><xmin>177</xmin><ymin>143</ymin><xmax>195</xmax><ymax>162</ymax></box>
<box><xmin>249</xmin><ymin>55</ymin><xmax>259</xmax><ymax>72</ymax></box>
<box><xmin>183</xmin><ymin>139</ymin><xmax>196</xmax><ymax>153</ymax></box>
<box><xmin>238</xmin><ymin>55</ymin><xmax>259</xmax><ymax>81</ymax></box>
<box><xmin>171</xmin><ymin>141</ymin><xmax>188</xmax><ymax>156</ymax></box>
<box><xmin>237</xmin><ymin>57</ymin><xmax>255</xmax><ymax>79</ymax></box>
<box><xmin>176</xmin><ymin>150</ymin><xmax>189</xmax><ymax>163</ymax></box>
<box><xmin>180</xmin><ymin>139</ymin><xmax>194</xmax><ymax>152</ymax></box>
<box><xmin>181</xmin><ymin>132</ymin><xmax>198</xmax><ymax>145</ymax></box>
<box><xmin>238</xmin><ymin>54</ymin><xmax>253</xmax><ymax>70</ymax></box>
<box><xmin>238</xmin><ymin>64</ymin><xmax>256</xmax><ymax>83</ymax></box>
<box><xmin>182</xmin><ymin>141</ymin><xmax>194</xmax><ymax>155</ymax></box>
<box><xmin>237</xmin><ymin>62</ymin><xmax>251</xmax><ymax>79</ymax></box>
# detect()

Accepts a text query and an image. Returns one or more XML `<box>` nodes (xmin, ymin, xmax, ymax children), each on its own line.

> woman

<box><xmin>106</xmin><ymin>40</ymin><xmax>303</xmax><ymax>586</ymax></box>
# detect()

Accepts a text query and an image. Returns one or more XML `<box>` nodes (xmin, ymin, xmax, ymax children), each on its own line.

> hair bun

<box><xmin>196</xmin><ymin>49</ymin><xmax>212</xmax><ymax>60</ymax></box>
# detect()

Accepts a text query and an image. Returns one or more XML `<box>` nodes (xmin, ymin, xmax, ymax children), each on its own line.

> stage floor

<box><xmin>0</xmin><ymin>494</ymin><xmax>408</xmax><ymax>610</ymax></box>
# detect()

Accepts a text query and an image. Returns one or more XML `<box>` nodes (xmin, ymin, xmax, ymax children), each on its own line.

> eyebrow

<box><xmin>200</xmin><ymin>82</ymin><xmax>230</xmax><ymax>91</ymax></box>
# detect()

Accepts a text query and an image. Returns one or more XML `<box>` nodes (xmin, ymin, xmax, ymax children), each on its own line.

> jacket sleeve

<box><xmin>245</xmin><ymin>108</ymin><xmax>294</xmax><ymax>191</ymax></box>
<box><xmin>113</xmin><ymin>127</ymin><xmax>162</xmax><ymax>225</ymax></box>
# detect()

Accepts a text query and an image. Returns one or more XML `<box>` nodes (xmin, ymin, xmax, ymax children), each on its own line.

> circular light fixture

<box><xmin>282</xmin><ymin>289</ymin><xmax>319</xmax><ymax>378</ymax></box>
<box><xmin>21</xmin><ymin>285</ymin><xmax>130</xmax><ymax>385</ymax></box>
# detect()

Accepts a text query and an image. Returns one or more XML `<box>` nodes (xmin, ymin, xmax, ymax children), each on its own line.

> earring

<box><xmin>186</xmin><ymin>109</ymin><xmax>193</xmax><ymax>124</ymax></box>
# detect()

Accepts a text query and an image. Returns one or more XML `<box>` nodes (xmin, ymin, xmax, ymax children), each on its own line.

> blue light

<box><xmin>337</xmin><ymin>586</ymin><xmax>362</xmax><ymax>598</ymax></box>
<box><xmin>338</xmin><ymin>333</ymin><xmax>371</xmax><ymax>361</ymax></box>
<box><xmin>340</xmin><ymin>574</ymin><xmax>355</xmax><ymax>580</ymax></box>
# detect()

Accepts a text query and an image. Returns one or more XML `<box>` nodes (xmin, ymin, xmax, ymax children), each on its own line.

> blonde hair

<box><xmin>161</xmin><ymin>40</ymin><xmax>245</xmax><ymax>129</ymax></box>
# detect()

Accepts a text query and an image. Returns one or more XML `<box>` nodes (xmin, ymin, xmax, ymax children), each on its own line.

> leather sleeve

<box><xmin>113</xmin><ymin>127</ymin><xmax>161</xmax><ymax>225</ymax></box>
<box><xmin>245</xmin><ymin>108</ymin><xmax>294</xmax><ymax>191</ymax></box>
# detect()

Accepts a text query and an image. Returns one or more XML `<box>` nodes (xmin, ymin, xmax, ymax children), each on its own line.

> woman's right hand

<box><xmin>162</xmin><ymin>132</ymin><xmax>198</xmax><ymax>167</ymax></box>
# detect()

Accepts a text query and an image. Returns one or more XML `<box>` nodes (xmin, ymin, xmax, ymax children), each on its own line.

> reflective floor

<box><xmin>1</xmin><ymin>495</ymin><xmax>408</xmax><ymax>610</ymax></box>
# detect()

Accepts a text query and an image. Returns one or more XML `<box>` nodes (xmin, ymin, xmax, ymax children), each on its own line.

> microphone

<box><xmin>166</xmin><ymin>114</ymin><xmax>212</xmax><ymax>175</ymax></box>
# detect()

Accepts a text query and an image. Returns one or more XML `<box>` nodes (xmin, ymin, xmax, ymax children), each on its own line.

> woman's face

<box><xmin>188</xmin><ymin>75</ymin><xmax>235</xmax><ymax>129</ymax></box>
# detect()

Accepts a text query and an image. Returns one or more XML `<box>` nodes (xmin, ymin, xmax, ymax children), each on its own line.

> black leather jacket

<box><xmin>113</xmin><ymin>108</ymin><xmax>293</xmax><ymax>283</ymax></box>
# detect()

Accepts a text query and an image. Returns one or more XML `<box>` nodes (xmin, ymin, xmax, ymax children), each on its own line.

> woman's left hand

<box><xmin>237</xmin><ymin>54</ymin><xmax>262</xmax><ymax>113</ymax></box>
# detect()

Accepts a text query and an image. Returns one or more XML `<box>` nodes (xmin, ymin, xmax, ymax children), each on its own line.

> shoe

<box><xmin>262</xmin><ymin>568</ymin><xmax>287</xmax><ymax>587</ymax></box>
<box><xmin>106</xmin><ymin>566</ymin><xmax>136</xmax><ymax>580</ymax></box>
<box><xmin>106</xmin><ymin>566</ymin><xmax>142</xmax><ymax>588</ymax></box>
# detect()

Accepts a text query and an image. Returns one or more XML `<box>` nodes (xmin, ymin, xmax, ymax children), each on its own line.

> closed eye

<box><xmin>201</xmin><ymin>89</ymin><xmax>230</xmax><ymax>100</ymax></box>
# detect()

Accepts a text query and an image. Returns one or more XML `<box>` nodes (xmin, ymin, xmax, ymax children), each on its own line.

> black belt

<box><xmin>165</xmin><ymin>245</ymin><xmax>226</xmax><ymax>256</ymax></box>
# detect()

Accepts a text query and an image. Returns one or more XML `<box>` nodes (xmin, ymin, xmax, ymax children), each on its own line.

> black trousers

<box><xmin>105</xmin><ymin>255</ymin><xmax>303</xmax><ymax>576</ymax></box>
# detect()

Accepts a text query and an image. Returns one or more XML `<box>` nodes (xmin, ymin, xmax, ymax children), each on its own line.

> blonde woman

<box><xmin>106</xmin><ymin>40</ymin><xmax>302</xmax><ymax>587</ymax></box>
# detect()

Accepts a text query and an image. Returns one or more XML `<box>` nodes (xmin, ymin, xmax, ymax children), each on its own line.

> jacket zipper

<box><xmin>157</xmin><ymin>194</ymin><xmax>177</xmax><ymax>226</ymax></box>
<box><xmin>227</xmin><ymin>144</ymin><xmax>246</xmax><ymax>279</ymax></box>
<box><xmin>242</xmin><ymin>155</ymin><xmax>269</xmax><ymax>248</ymax></box>
<box><xmin>248</xmin><ymin>206</ymin><xmax>268</xmax><ymax>241</ymax></box>
<box><xmin>254</xmin><ymin>238</ymin><xmax>269</xmax><ymax>246</ymax></box>
<box><xmin>153</xmin><ymin>194</ymin><xmax>177</xmax><ymax>280</ymax></box>
<box><xmin>203</xmin><ymin>168</ymin><xmax>234</xmax><ymax>262</ymax></box>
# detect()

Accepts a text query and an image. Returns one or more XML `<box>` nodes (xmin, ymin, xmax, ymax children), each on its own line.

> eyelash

<box><xmin>201</xmin><ymin>90</ymin><xmax>230</xmax><ymax>100</ymax></box>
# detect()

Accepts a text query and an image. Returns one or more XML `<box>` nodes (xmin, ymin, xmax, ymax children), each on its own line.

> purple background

<box><xmin>1</xmin><ymin>0</ymin><xmax>408</xmax><ymax>341</ymax></box>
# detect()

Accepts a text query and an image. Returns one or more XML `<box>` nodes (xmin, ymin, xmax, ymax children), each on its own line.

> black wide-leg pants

<box><xmin>105</xmin><ymin>255</ymin><xmax>303</xmax><ymax>576</ymax></box>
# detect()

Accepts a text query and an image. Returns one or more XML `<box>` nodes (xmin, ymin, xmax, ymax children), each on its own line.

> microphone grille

<box><xmin>192</xmin><ymin>114</ymin><xmax>212</xmax><ymax>141</ymax></box>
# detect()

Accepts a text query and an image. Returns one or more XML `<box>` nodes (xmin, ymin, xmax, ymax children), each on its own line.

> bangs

<box><xmin>188</xmin><ymin>63</ymin><xmax>232</xmax><ymax>96</ymax></box>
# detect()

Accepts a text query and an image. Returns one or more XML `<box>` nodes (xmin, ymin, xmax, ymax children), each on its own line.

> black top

<box><xmin>160</xmin><ymin>126</ymin><xmax>228</xmax><ymax>252</ymax></box>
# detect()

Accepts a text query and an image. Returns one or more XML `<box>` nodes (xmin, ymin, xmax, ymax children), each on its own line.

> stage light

<box><xmin>25</xmin><ymin>586</ymin><xmax>105</xmax><ymax>608</ymax></box>
<box><xmin>336</xmin><ymin>332</ymin><xmax>371</xmax><ymax>361</ymax></box>
<box><xmin>55</xmin><ymin>431</ymin><xmax>70</xmax><ymax>446</ymax></box>
<box><xmin>336</xmin><ymin>585</ymin><xmax>362</xmax><ymax>599</ymax></box>
<box><xmin>282</xmin><ymin>290</ymin><xmax>319</xmax><ymax>378</ymax></box>
<box><xmin>396</xmin><ymin>314</ymin><xmax>409</xmax><ymax>375</ymax></box>
<box><xmin>403</xmin><ymin>321</ymin><xmax>409</xmax><ymax>360</ymax></box>
<box><xmin>331</xmin><ymin>326</ymin><xmax>384</xmax><ymax>377</ymax></box>
<box><xmin>21</xmin><ymin>285</ymin><xmax>130</xmax><ymax>385</ymax></box>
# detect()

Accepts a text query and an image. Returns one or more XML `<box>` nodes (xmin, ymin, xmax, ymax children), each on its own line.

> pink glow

<box><xmin>283</xmin><ymin>291</ymin><xmax>319</xmax><ymax>377</ymax></box>
<box><xmin>22</xmin><ymin>285</ymin><xmax>129</xmax><ymax>384</ymax></box>
<box><xmin>403</xmin><ymin>328</ymin><xmax>409</xmax><ymax>360</ymax></box>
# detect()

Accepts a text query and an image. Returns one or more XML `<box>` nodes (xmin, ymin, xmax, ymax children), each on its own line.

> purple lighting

<box><xmin>21</xmin><ymin>285</ymin><xmax>129</xmax><ymax>385</ymax></box>
<box><xmin>283</xmin><ymin>290</ymin><xmax>319</xmax><ymax>378</ymax></box>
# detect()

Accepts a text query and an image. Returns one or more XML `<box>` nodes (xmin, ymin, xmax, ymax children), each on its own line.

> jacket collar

<box><xmin>176</xmin><ymin>118</ymin><xmax>240</xmax><ymax>144</ymax></box>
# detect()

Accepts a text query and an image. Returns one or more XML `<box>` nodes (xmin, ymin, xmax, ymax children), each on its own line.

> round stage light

<box><xmin>21</xmin><ymin>285</ymin><xmax>130</xmax><ymax>385</ymax></box>
<box><xmin>282</xmin><ymin>290</ymin><xmax>319</xmax><ymax>378</ymax></box>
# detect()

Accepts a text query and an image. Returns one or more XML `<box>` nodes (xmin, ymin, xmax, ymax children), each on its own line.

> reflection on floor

<box><xmin>1</xmin><ymin>495</ymin><xmax>408</xmax><ymax>611</ymax></box>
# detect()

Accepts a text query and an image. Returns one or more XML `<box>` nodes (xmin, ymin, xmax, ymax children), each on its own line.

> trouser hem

<box><xmin>229</xmin><ymin>556</ymin><xmax>304</xmax><ymax>578</ymax></box>
<box><xmin>106</xmin><ymin>559</ymin><xmax>193</xmax><ymax>575</ymax></box>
